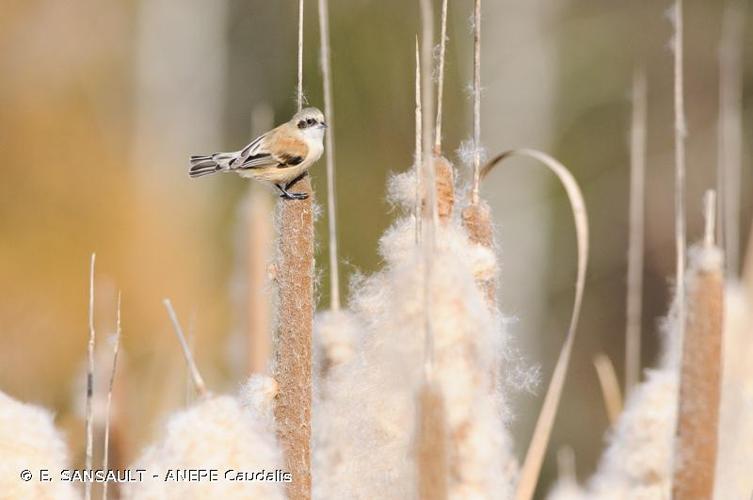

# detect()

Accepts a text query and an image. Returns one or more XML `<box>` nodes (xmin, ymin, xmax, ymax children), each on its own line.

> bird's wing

<box><xmin>236</xmin><ymin>127</ymin><xmax>309</xmax><ymax>169</ymax></box>
<box><xmin>234</xmin><ymin>132</ymin><xmax>276</xmax><ymax>169</ymax></box>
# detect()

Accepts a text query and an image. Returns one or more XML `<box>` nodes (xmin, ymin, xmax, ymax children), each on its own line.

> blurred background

<box><xmin>1</xmin><ymin>0</ymin><xmax>751</xmax><ymax>497</ymax></box>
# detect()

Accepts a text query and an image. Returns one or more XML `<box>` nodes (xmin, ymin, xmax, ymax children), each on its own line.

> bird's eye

<box><xmin>298</xmin><ymin>120</ymin><xmax>306</xmax><ymax>129</ymax></box>
<box><xmin>307</xmin><ymin>118</ymin><xmax>315</xmax><ymax>125</ymax></box>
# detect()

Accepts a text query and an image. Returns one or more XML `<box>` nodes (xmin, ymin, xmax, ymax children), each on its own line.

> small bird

<box><xmin>189</xmin><ymin>107</ymin><xmax>327</xmax><ymax>200</ymax></box>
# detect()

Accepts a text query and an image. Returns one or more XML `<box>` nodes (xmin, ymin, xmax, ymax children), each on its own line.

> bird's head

<box><xmin>292</xmin><ymin>107</ymin><xmax>327</xmax><ymax>140</ymax></box>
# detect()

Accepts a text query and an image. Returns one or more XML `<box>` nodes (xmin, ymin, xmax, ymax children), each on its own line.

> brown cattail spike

<box><xmin>672</xmin><ymin>192</ymin><xmax>724</xmax><ymax>500</ymax></box>
<box><xmin>432</xmin><ymin>156</ymin><xmax>454</xmax><ymax>223</ymax></box>
<box><xmin>461</xmin><ymin>201</ymin><xmax>495</xmax><ymax>304</ymax></box>
<box><xmin>274</xmin><ymin>176</ymin><xmax>315</xmax><ymax>500</ymax></box>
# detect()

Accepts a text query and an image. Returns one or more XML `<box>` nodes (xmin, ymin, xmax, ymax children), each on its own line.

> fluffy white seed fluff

<box><xmin>0</xmin><ymin>391</ymin><xmax>80</xmax><ymax>500</ymax></box>
<box><xmin>313</xmin><ymin>309</ymin><xmax>361</xmax><ymax>377</ymax></box>
<box><xmin>714</xmin><ymin>283</ymin><xmax>753</xmax><ymax>500</ymax></box>
<box><xmin>549</xmin><ymin>244</ymin><xmax>728</xmax><ymax>500</ymax></box>
<box><xmin>313</xmin><ymin>187</ymin><xmax>520</xmax><ymax>499</ymax></box>
<box><xmin>123</xmin><ymin>376</ymin><xmax>285</xmax><ymax>500</ymax></box>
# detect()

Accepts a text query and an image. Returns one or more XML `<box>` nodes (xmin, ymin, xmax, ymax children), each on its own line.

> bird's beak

<box><xmin>320</xmin><ymin>122</ymin><xmax>328</xmax><ymax>129</ymax></box>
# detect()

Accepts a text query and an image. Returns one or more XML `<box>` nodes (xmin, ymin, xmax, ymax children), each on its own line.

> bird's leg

<box><xmin>278</xmin><ymin>172</ymin><xmax>309</xmax><ymax>200</ymax></box>
<box><xmin>275</xmin><ymin>182</ymin><xmax>308</xmax><ymax>201</ymax></box>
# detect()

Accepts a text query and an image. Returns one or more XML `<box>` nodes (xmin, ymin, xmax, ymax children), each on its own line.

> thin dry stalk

<box><xmin>672</xmin><ymin>192</ymin><xmax>724</xmax><ymax>500</ymax></box>
<box><xmin>297</xmin><ymin>0</ymin><xmax>304</xmax><ymax>111</ymax></box>
<box><xmin>274</xmin><ymin>180</ymin><xmax>315</xmax><ymax>500</ymax></box>
<box><xmin>418</xmin><ymin>0</ymin><xmax>437</xmax><ymax>375</ymax></box>
<box><xmin>431</xmin><ymin>0</ymin><xmax>454</xmax><ymax>223</ymax></box>
<box><xmin>415</xmin><ymin>38</ymin><xmax>423</xmax><ymax>243</ymax></box>
<box><xmin>318</xmin><ymin>0</ymin><xmax>340</xmax><ymax>310</ymax></box>
<box><xmin>672</xmin><ymin>0</ymin><xmax>687</xmax><ymax>345</ymax></box>
<box><xmin>163</xmin><ymin>299</ymin><xmax>208</xmax><ymax>397</ymax></box>
<box><xmin>717</xmin><ymin>0</ymin><xmax>745</xmax><ymax>277</ymax></box>
<box><xmin>626</xmin><ymin>68</ymin><xmax>647</xmax><ymax>395</ymax></box>
<box><xmin>433</xmin><ymin>0</ymin><xmax>449</xmax><ymax>156</ymax></box>
<box><xmin>415</xmin><ymin>382</ymin><xmax>449</xmax><ymax>500</ymax></box>
<box><xmin>470</xmin><ymin>0</ymin><xmax>482</xmax><ymax>206</ymax></box>
<box><xmin>477</xmin><ymin>150</ymin><xmax>589</xmax><ymax>500</ymax></box>
<box><xmin>85</xmin><ymin>253</ymin><xmax>96</xmax><ymax>500</ymax></box>
<box><xmin>745</xmin><ymin>220</ymin><xmax>753</xmax><ymax>294</ymax></box>
<box><xmin>102</xmin><ymin>292</ymin><xmax>122</xmax><ymax>500</ymax></box>
<box><xmin>593</xmin><ymin>353</ymin><xmax>623</xmax><ymax>426</ymax></box>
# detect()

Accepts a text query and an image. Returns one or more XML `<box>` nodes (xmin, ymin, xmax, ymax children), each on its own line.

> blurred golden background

<box><xmin>1</xmin><ymin>0</ymin><xmax>751</xmax><ymax>497</ymax></box>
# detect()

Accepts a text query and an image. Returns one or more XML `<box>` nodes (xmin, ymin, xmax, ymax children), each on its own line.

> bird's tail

<box><xmin>189</xmin><ymin>155</ymin><xmax>224</xmax><ymax>178</ymax></box>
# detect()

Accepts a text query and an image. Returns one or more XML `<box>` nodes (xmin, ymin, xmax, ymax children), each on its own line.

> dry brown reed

<box><xmin>672</xmin><ymin>192</ymin><xmax>724</xmax><ymax>500</ymax></box>
<box><xmin>625</xmin><ymin>68</ymin><xmax>647</xmax><ymax>395</ymax></box>
<box><xmin>717</xmin><ymin>0</ymin><xmax>745</xmax><ymax>277</ymax></box>
<box><xmin>672</xmin><ymin>0</ymin><xmax>687</xmax><ymax>351</ymax></box>
<box><xmin>318</xmin><ymin>0</ymin><xmax>341</xmax><ymax>310</ymax></box>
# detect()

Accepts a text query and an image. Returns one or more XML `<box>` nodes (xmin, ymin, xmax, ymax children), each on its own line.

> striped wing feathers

<box><xmin>236</xmin><ymin>127</ymin><xmax>308</xmax><ymax>169</ymax></box>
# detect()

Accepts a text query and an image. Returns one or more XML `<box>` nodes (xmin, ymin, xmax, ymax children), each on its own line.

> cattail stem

<box><xmin>625</xmin><ymin>68</ymin><xmax>647</xmax><ymax>395</ymax></box>
<box><xmin>418</xmin><ymin>0</ymin><xmax>436</xmax><ymax>376</ymax></box>
<box><xmin>717</xmin><ymin>0</ymin><xmax>745</xmax><ymax>277</ymax></box>
<box><xmin>470</xmin><ymin>0</ymin><xmax>482</xmax><ymax>206</ymax></box>
<box><xmin>672</xmin><ymin>191</ymin><xmax>724</xmax><ymax>500</ymax></box>
<box><xmin>414</xmin><ymin>38</ymin><xmax>423</xmax><ymax>244</ymax></box>
<box><xmin>318</xmin><ymin>0</ymin><xmax>340</xmax><ymax>311</ymax></box>
<box><xmin>433</xmin><ymin>0</ymin><xmax>449</xmax><ymax>156</ymax></box>
<box><xmin>297</xmin><ymin>0</ymin><xmax>304</xmax><ymax>111</ymax></box>
<box><xmin>102</xmin><ymin>292</ymin><xmax>122</xmax><ymax>500</ymax></box>
<box><xmin>84</xmin><ymin>253</ymin><xmax>96</xmax><ymax>500</ymax></box>
<box><xmin>672</xmin><ymin>0</ymin><xmax>687</xmax><ymax>345</ymax></box>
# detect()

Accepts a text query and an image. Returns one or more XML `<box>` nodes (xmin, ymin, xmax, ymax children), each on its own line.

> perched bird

<box><xmin>189</xmin><ymin>107</ymin><xmax>327</xmax><ymax>200</ymax></box>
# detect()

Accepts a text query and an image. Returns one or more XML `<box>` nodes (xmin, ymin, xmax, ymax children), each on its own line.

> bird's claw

<box><xmin>280</xmin><ymin>192</ymin><xmax>309</xmax><ymax>201</ymax></box>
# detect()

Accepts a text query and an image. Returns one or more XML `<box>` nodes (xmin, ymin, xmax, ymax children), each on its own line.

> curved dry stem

<box><xmin>480</xmin><ymin>149</ymin><xmax>589</xmax><ymax>500</ymax></box>
<box><xmin>318</xmin><ymin>0</ymin><xmax>340</xmax><ymax>310</ymax></box>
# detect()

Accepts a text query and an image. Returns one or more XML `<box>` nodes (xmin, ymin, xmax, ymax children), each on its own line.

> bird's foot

<box><xmin>280</xmin><ymin>191</ymin><xmax>309</xmax><ymax>200</ymax></box>
<box><xmin>275</xmin><ymin>183</ymin><xmax>309</xmax><ymax>200</ymax></box>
